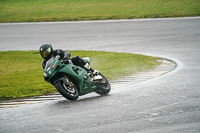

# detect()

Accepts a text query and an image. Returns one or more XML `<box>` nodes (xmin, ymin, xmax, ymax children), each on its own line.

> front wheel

<box><xmin>94</xmin><ymin>73</ymin><xmax>111</xmax><ymax>95</ymax></box>
<box><xmin>55</xmin><ymin>80</ymin><xmax>79</xmax><ymax>100</ymax></box>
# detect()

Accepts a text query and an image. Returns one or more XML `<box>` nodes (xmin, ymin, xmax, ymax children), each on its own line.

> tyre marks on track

<box><xmin>0</xmin><ymin>59</ymin><xmax>176</xmax><ymax>109</ymax></box>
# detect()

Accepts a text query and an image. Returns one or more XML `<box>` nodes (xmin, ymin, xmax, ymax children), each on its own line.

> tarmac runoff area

<box><xmin>0</xmin><ymin>59</ymin><xmax>176</xmax><ymax>109</ymax></box>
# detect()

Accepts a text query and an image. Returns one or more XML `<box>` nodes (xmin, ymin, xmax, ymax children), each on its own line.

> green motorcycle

<box><xmin>43</xmin><ymin>56</ymin><xmax>111</xmax><ymax>100</ymax></box>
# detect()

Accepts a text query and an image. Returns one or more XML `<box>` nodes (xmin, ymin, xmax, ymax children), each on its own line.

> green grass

<box><xmin>0</xmin><ymin>0</ymin><xmax>200</xmax><ymax>22</ymax></box>
<box><xmin>0</xmin><ymin>51</ymin><xmax>161</xmax><ymax>101</ymax></box>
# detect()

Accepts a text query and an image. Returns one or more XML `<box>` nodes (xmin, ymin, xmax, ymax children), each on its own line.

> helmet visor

<box><xmin>40</xmin><ymin>51</ymin><xmax>50</xmax><ymax>58</ymax></box>
<box><xmin>40</xmin><ymin>47</ymin><xmax>51</xmax><ymax>59</ymax></box>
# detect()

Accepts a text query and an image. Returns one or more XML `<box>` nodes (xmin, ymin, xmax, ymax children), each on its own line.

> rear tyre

<box><xmin>94</xmin><ymin>73</ymin><xmax>111</xmax><ymax>95</ymax></box>
<box><xmin>55</xmin><ymin>80</ymin><xmax>79</xmax><ymax>100</ymax></box>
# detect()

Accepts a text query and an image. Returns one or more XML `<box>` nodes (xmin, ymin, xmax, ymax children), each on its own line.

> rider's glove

<box><xmin>55</xmin><ymin>55</ymin><xmax>60</xmax><ymax>59</ymax></box>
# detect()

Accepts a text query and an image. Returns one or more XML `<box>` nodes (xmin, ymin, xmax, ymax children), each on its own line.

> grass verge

<box><xmin>0</xmin><ymin>50</ymin><xmax>161</xmax><ymax>101</ymax></box>
<box><xmin>0</xmin><ymin>0</ymin><xmax>200</xmax><ymax>23</ymax></box>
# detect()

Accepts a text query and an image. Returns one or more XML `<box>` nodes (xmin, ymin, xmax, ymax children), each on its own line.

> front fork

<box><xmin>63</xmin><ymin>74</ymin><xmax>75</xmax><ymax>88</ymax></box>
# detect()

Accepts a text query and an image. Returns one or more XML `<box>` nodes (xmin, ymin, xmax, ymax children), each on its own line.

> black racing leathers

<box><xmin>41</xmin><ymin>49</ymin><xmax>86</xmax><ymax>69</ymax></box>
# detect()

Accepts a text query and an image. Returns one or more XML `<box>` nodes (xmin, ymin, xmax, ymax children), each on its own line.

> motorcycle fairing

<box><xmin>43</xmin><ymin>57</ymin><xmax>96</xmax><ymax>95</ymax></box>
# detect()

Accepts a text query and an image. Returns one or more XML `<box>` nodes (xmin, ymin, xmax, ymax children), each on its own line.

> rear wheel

<box><xmin>55</xmin><ymin>80</ymin><xmax>79</xmax><ymax>100</ymax></box>
<box><xmin>94</xmin><ymin>73</ymin><xmax>111</xmax><ymax>95</ymax></box>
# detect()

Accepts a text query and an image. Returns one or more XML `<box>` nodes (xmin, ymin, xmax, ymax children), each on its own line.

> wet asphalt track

<box><xmin>0</xmin><ymin>17</ymin><xmax>200</xmax><ymax>133</ymax></box>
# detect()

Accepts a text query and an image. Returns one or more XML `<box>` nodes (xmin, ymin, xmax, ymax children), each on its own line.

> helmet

<box><xmin>39</xmin><ymin>44</ymin><xmax>53</xmax><ymax>60</ymax></box>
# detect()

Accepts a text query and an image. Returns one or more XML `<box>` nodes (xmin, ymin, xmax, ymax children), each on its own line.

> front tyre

<box><xmin>55</xmin><ymin>80</ymin><xmax>79</xmax><ymax>100</ymax></box>
<box><xmin>94</xmin><ymin>73</ymin><xmax>111</xmax><ymax>95</ymax></box>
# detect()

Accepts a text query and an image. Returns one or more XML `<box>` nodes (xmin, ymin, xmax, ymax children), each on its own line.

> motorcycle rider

<box><xmin>39</xmin><ymin>43</ymin><xmax>99</xmax><ymax>75</ymax></box>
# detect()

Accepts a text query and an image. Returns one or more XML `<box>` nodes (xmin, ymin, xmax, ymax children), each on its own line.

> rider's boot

<box><xmin>84</xmin><ymin>63</ymin><xmax>99</xmax><ymax>75</ymax></box>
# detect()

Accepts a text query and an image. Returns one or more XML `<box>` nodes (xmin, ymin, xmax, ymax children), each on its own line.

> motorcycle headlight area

<box><xmin>43</xmin><ymin>72</ymin><xmax>47</xmax><ymax>77</ymax></box>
